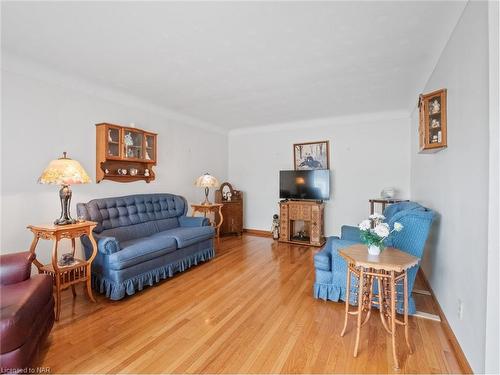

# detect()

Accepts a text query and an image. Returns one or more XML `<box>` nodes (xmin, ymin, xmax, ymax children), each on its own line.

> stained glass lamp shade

<box><xmin>194</xmin><ymin>173</ymin><xmax>220</xmax><ymax>205</ymax></box>
<box><xmin>38</xmin><ymin>152</ymin><xmax>91</xmax><ymax>225</ymax></box>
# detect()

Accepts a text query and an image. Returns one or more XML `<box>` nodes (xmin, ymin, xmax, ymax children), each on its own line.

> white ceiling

<box><xmin>2</xmin><ymin>1</ymin><xmax>466</xmax><ymax>130</ymax></box>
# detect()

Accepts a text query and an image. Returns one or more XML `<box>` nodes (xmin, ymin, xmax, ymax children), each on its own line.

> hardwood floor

<box><xmin>38</xmin><ymin>235</ymin><xmax>465</xmax><ymax>373</ymax></box>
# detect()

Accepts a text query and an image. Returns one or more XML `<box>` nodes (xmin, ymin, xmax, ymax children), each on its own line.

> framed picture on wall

<box><xmin>293</xmin><ymin>140</ymin><xmax>329</xmax><ymax>170</ymax></box>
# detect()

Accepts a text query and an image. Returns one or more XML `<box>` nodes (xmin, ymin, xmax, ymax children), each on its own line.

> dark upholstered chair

<box><xmin>0</xmin><ymin>251</ymin><xmax>54</xmax><ymax>372</ymax></box>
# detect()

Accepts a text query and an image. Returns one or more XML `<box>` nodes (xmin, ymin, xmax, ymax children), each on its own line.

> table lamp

<box><xmin>38</xmin><ymin>152</ymin><xmax>91</xmax><ymax>225</ymax></box>
<box><xmin>194</xmin><ymin>173</ymin><xmax>220</xmax><ymax>205</ymax></box>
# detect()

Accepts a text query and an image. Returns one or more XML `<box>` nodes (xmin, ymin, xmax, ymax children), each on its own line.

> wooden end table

<box><xmin>191</xmin><ymin>203</ymin><xmax>224</xmax><ymax>238</ymax></box>
<box><xmin>339</xmin><ymin>244</ymin><xmax>419</xmax><ymax>370</ymax></box>
<box><xmin>27</xmin><ymin>221</ymin><xmax>98</xmax><ymax>321</ymax></box>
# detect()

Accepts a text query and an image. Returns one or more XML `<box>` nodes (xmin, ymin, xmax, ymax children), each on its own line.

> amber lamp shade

<box><xmin>38</xmin><ymin>152</ymin><xmax>91</xmax><ymax>225</ymax></box>
<box><xmin>194</xmin><ymin>173</ymin><xmax>220</xmax><ymax>205</ymax></box>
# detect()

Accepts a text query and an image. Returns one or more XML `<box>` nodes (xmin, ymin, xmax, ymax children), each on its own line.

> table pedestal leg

<box><xmin>377</xmin><ymin>276</ymin><xmax>391</xmax><ymax>333</ymax></box>
<box><xmin>354</xmin><ymin>268</ymin><xmax>364</xmax><ymax>357</ymax></box>
<box><xmin>71</xmin><ymin>238</ymin><xmax>77</xmax><ymax>297</ymax></box>
<box><xmin>216</xmin><ymin>206</ymin><xmax>223</xmax><ymax>242</ymax></box>
<box><xmin>390</xmin><ymin>271</ymin><xmax>399</xmax><ymax>369</ymax></box>
<box><xmin>340</xmin><ymin>266</ymin><xmax>351</xmax><ymax>337</ymax></box>
<box><xmin>52</xmin><ymin>241</ymin><xmax>61</xmax><ymax>321</ymax></box>
<box><xmin>29</xmin><ymin>235</ymin><xmax>43</xmax><ymax>273</ymax></box>
<box><xmin>86</xmin><ymin>234</ymin><xmax>98</xmax><ymax>303</ymax></box>
<box><xmin>362</xmin><ymin>274</ymin><xmax>374</xmax><ymax>326</ymax></box>
<box><xmin>404</xmin><ymin>271</ymin><xmax>412</xmax><ymax>353</ymax></box>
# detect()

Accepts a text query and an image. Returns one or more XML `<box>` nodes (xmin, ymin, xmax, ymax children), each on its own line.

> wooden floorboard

<box><xmin>37</xmin><ymin>235</ymin><xmax>465</xmax><ymax>373</ymax></box>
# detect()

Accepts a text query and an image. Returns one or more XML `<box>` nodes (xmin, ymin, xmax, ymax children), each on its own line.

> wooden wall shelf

<box><xmin>418</xmin><ymin>89</ymin><xmax>447</xmax><ymax>153</ymax></box>
<box><xmin>96</xmin><ymin>123</ymin><xmax>157</xmax><ymax>183</ymax></box>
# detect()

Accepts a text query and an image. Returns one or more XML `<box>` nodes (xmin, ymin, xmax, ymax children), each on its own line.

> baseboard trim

<box><xmin>418</xmin><ymin>269</ymin><xmax>474</xmax><ymax>374</ymax></box>
<box><xmin>243</xmin><ymin>228</ymin><xmax>273</xmax><ymax>238</ymax></box>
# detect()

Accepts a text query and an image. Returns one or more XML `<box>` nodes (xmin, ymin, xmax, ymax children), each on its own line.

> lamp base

<box><xmin>54</xmin><ymin>185</ymin><xmax>76</xmax><ymax>225</ymax></box>
<box><xmin>54</xmin><ymin>218</ymin><xmax>76</xmax><ymax>225</ymax></box>
<box><xmin>201</xmin><ymin>187</ymin><xmax>212</xmax><ymax>205</ymax></box>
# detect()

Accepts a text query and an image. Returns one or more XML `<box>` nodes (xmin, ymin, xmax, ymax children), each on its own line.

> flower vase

<box><xmin>367</xmin><ymin>244</ymin><xmax>381</xmax><ymax>256</ymax></box>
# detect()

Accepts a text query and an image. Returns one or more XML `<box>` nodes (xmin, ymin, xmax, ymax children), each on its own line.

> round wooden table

<box><xmin>339</xmin><ymin>244</ymin><xmax>419</xmax><ymax>370</ymax></box>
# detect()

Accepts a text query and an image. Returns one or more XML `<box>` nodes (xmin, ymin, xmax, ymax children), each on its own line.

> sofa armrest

<box><xmin>179</xmin><ymin>216</ymin><xmax>210</xmax><ymax>227</ymax></box>
<box><xmin>0</xmin><ymin>251</ymin><xmax>35</xmax><ymax>285</ymax></box>
<box><xmin>313</xmin><ymin>236</ymin><xmax>338</xmax><ymax>272</ymax></box>
<box><xmin>341</xmin><ymin>225</ymin><xmax>361</xmax><ymax>242</ymax></box>
<box><xmin>81</xmin><ymin>235</ymin><xmax>120</xmax><ymax>257</ymax></box>
<box><xmin>97</xmin><ymin>237</ymin><xmax>120</xmax><ymax>255</ymax></box>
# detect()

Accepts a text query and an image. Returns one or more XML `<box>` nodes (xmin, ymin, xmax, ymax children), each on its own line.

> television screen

<box><xmin>279</xmin><ymin>170</ymin><xmax>330</xmax><ymax>200</ymax></box>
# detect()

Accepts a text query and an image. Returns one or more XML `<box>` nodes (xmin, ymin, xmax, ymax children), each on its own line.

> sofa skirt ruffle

<box><xmin>92</xmin><ymin>247</ymin><xmax>215</xmax><ymax>300</ymax></box>
<box><xmin>313</xmin><ymin>282</ymin><xmax>416</xmax><ymax>314</ymax></box>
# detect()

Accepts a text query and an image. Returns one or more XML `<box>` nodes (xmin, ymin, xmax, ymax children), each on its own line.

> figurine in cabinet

<box><xmin>430</xmin><ymin>98</ymin><xmax>441</xmax><ymax>114</ymax></box>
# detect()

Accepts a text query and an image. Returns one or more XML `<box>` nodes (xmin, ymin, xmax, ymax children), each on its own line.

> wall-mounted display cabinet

<box><xmin>418</xmin><ymin>89</ymin><xmax>447</xmax><ymax>153</ymax></box>
<box><xmin>96</xmin><ymin>123</ymin><xmax>157</xmax><ymax>183</ymax></box>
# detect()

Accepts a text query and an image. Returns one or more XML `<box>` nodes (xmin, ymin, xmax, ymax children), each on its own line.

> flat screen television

<box><xmin>279</xmin><ymin>169</ymin><xmax>330</xmax><ymax>200</ymax></box>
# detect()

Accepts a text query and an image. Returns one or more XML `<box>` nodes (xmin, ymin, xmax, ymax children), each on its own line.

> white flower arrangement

<box><xmin>358</xmin><ymin>213</ymin><xmax>404</xmax><ymax>252</ymax></box>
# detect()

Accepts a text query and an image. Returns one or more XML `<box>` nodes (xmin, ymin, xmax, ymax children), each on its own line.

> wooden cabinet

<box><xmin>418</xmin><ymin>89</ymin><xmax>447</xmax><ymax>153</ymax></box>
<box><xmin>215</xmin><ymin>182</ymin><xmax>243</xmax><ymax>236</ymax></box>
<box><xmin>96</xmin><ymin>123</ymin><xmax>157</xmax><ymax>183</ymax></box>
<box><xmin>279</xmin><ymin>200</ymin><xmax>325</xmax><ymax>247</ymax></box>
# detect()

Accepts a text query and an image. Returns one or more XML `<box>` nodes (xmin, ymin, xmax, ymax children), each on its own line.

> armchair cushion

<box><xmin>178</xmin><ymin>216</ymin><xmax>210</xmax><ymax>227</ymax></box>
<box><xmin>340</xmin><ymin>225</ymin><xmax>362</xmax><ymax>242</ymax></box>
<box><xmin>0</xmin><ymin>274</ymin><xmax>53</xmax><ymax>354</ymax></box>
<box><xmin>383</xmin><ymin>201</ymin><xmax>421</xmax><ymax>222</ymax></box>
<box><xmin>0</xmin><ymin>252</ymin><xmax>34</xmax><ymax>286</ymax></box>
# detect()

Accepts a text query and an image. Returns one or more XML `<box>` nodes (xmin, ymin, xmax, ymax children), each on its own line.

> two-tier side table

<box><xmin>339</xmin><ymin>244</ymin><xmax>419</xmax><ymax>370</ymax></box>
<box><xmin>191</xmin><ymin>203</ymin><xmax>224</xmax><ymax>239</ymax></box>
<box><xmin>27</xmin><ymin>221</ymin><xmax>98</xmax><ymax>321</ymax></box>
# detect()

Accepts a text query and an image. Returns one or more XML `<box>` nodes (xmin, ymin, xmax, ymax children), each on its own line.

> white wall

<box><xmin>409</xmin><ymin>2</ymin><xmax>491</xmax><ymax>372</ymax></box>
<box><xmin>1</xmin><ymin>53</ymin><xmax>227</xmax><ymax>264</ymax></box>
<box><xmin>485</xmin><ymin>0</ymin><xmax>499</xmax><ymax>373</ymax></box>
<box><xmin>228</xmin><ymin>111</ymin><xmax>410</xmax><ymax>235</ymax></box>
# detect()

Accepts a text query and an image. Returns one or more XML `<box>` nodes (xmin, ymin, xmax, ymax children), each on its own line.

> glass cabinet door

<box><xmin>106</xmin><ymin>126</ymin><xmax>121</xmax><ymax>158</ymax></box>
<box><xmin>123</xmin><ymin>130</ymin><xmax>143</xmax><ymax>159</ymax></box>
<box><xmin>427</xmin><ymin>95</ymin><xmax>443</xmax><ymax>145</ymax></box>
<box><xmin>144</xmin><ymin>133</ymin><xmax>156</xmax><ymax>162</ymax></box>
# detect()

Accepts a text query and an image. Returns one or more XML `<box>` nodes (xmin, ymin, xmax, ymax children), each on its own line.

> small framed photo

<box><xmin>293</xmin><ymin>140</ymin><xmax>330</xmax><ymax>170</ymax></box>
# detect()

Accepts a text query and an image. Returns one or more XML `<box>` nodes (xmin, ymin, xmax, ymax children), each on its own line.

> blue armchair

<box><xmin>313</xmin><ymin>202</ymin><xmax>434</xmax><ymax>314</ymax></box>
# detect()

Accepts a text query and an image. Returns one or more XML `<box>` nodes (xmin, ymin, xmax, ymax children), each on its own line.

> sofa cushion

<box><xmin>151</xmin><ymin>226</ymin><xmax>215</xmax><ymax>249</ymax></box>
<box><xmin>0</xmin><ymin>275</ymin><xmax>53</xmax><ymax>354</ymax></box>
<box><xmin>108</xmin><ymin>236</ymin><xmax>177</xmax><ymax>270</ymax></box>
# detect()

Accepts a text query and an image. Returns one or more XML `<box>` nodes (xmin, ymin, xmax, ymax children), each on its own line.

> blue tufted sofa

<box><xmin>77</xmin><ymin>193</ymin><xmax>215</xmax><ymax>300</ymax></box>
<box><xmin>313</xmin><ymin>202</ymin><xmax>435</xmax><ymax>314</ymax></box>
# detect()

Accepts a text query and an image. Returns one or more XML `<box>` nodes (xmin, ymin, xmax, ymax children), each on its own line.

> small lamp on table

<box><xmin>38</xmin><ymin>152</ymin><xmax>91</xmax><ymax>225</ymax></box>
<box><xmin>194</xmin><ymin>173</ymin><xmax>220</xmax><ymax>205</ymax></box>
